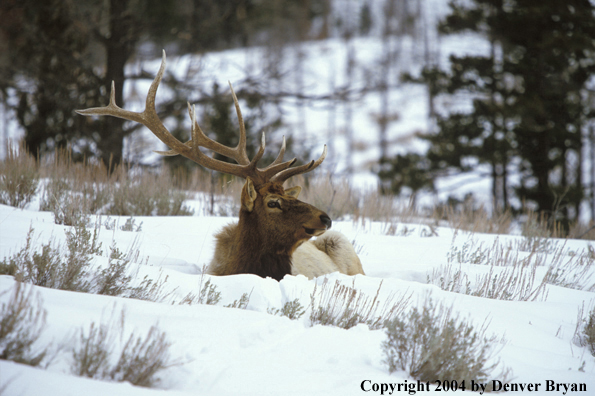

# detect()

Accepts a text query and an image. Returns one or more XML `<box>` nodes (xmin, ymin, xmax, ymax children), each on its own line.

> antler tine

<box><xmin>77</xmin><ymin>49</ymin><xmax>327</xmax><ymax>185</ymax></box>
<box><xmin>77</xmin><ymin>51</ymin><xmax>250</xmax><ymax>177</ymax></box>
<box><xmin>269</xmin><ymin>136</ymin><xmax>288</xmax><ymax>166</ymax></box>
<box><xmin>248</xmin><ymin>132</ymin><xmax>266</xmax><ymax>169</ymax></box>
<box><xmin>260</xmin><ymin>136</ymin><xmax>298</xmax><ymax>180</ymax></box>
<box><xmin>270</xmin><ymin>145</ymin><xmax>327</xmax><ymax>184</ymax></box>
<box><xmin>227</xmin><ymin>82</ymin><xmax>297</xmax><ymax>180</ymax></box>
<box><xmin>228</xmin><ymin>82</ymin><xmax>250</xmax><ymax>165</ymax></box>
<box><xmin>77</xmin><ymin>50</ymin><xmax>187</xmax><ymax>157</ymax></box>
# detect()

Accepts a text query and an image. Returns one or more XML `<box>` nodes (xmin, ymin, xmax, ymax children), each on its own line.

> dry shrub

<box><xmin>309</xmin><ymin>278</ymin><xmax>411</xmax><ymax>330</ymax></box>
<box><xmin>2</xmin><ymin>224</ymin><xmax>170</xmax><ymax>301</ymax></box>
<box><xmin>433</xmin><ymin>198</ymin><xmax>512</xmax><ymax>235</ymax></box>
<box><xmin>545</xmin><ymin>244</ymin><xmax>595</xmax><ymax>291</ymax></box>
<box><xmin>268</xmin><ymin>298</ymin><xmax>306</xmax><ymax>320</ymax></box>
<box><xmin>433</xmin><ymin>236</ymin><xmax>595</xmax><ymax>296</ymax></box>
<box><xmin>574</xmin><ymin>302</ymin><xmax>595</xmax><ymax>356</ymax></box>
<box><xmin>224</xmin><ymin>292</ymin><xmax>252</xmax><ymax>309</ymax></box>
<box><xmin>177</xmin><ymin>269</ymin><xmax>221</xmax><ymax>306</ymax></box>
<box><xmin>72</xmin><ymin>309</ymin><xmax>180</xmax><ymax>387</ymax></box>
<box><xmin>297</xmin><ymin>173</ymin><xmax>359</xmax><ymax>220</ymax></box>
<box><xmin>0</xmin><ymin>282</ymin><xmax>47</xmax><ymax>366</ymax></box>
<box><xmin>0</xmin><ymin>142</ymin><xmax>39</xmax><ymax>209</ymax></box>
<box><xmin>0</xmin><ymin>224</ymin><xmax>100</xmax><ymax>292</ymax></box>
<box><xmin>428</xmin><ymin>239</ymin><xmax>549</xmax><ymax>301</ymax></box>
<box><xmin>383</xmin><ymin>297</ymin><xmax>510</xmax><ymax>386</ymax></box>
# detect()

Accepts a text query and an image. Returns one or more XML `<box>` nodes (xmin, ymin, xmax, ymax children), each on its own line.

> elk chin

<box><xmin>301</xmin><ymin>227</ymin><xmax>327</xmax><ymax>238</ymax></box>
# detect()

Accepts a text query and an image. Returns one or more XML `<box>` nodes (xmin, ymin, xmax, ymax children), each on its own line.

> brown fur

<box><xmin>207</xmin><ymin>178</ymin><xmax>364</xmax><ymax>280</ymax></box>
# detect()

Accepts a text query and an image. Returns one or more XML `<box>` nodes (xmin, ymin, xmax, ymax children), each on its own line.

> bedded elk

<box><xmin>77</xmin><ymin>51</ymin><xmax>364</xmax><ymax>281</ymax></box>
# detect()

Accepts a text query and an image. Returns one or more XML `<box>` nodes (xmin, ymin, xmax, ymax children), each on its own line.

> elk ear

<box><xmin>241</xmin><ymin>177</ymin><xmax>258</xmax><ymax>212</ymax></box>
<box><xmin>285</xmin><ymin>186</ymin><xmax>302</xmax><ymax>199</ymax></box>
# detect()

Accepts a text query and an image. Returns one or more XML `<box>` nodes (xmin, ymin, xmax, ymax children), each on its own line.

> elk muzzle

<box><xmin>303</xmin><ymin>213</ymin><xmax>332</xmax><ymax>237</ymax></box>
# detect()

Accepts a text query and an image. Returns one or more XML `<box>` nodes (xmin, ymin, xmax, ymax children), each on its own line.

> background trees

<box><xmin>2</xmin><ymin>0</ymin><xmax>595</xmax><ymax>231</ymax></box>
<box><xmin>0</xmin><ymin>0</ymin><xmax>323</xmax><ymax>166</ymax></box>
<box><xmin>380</xmin><ymin>0</ymin><xmax>595</xmax><ymax>229</ymax></box>
<box><xmin>0</xmin><ymin>0</ymin><xmax>174</xmax><ymax>165</ymax></box>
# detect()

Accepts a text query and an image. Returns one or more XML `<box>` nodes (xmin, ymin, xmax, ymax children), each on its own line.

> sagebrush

<box><xmin>382</xmin><ymin>298</ymin><xmax>510</xmax><ymax>386</ymax></box>
<box><xmin>268</xmin><ymin>298</ymin><xmax>306</xmax><ymax>320</ymax></box>
<box><xmin>1</xmin><ymin>224</ymin><xmax>169</xmax><ymax>302</ymax></box>
<box><xmin>71</xmin><ymin>309</ymin><xmax>180</xmax><ymax>387</ymax></box>
<box><xmin>0</xmin><ymin>144</ymin><xmax>39</xmax><ymax>209</ymax></box>
<box><xmin>309</xmin><ymin>278</ymin><xmax>411</xmax><ymax>330</ymax></box>
<box><xmin>427</xmin><ymin>238</ymin><xmax>549</xmax><ymax>301</ymax></box>
<box><xmin>574</xmin><ymin>302</ymin><xmax>595</xmax><ymax>356</ymax></box>
<box><xmin>0</xmin><ymin>283</ymin><xmax>48</xmax><ymax>366</ymax></box>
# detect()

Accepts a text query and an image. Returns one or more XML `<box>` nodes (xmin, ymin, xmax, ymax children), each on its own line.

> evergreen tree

<box><xmin>1</xmin><ymin>0</ymin><xmax>322</xmax><ymax>166</ymax></box>
<box><xmin>1</xmin><ymin>0</ymin><xmax>102</xmax><ymax>159</ymax></box>
<box><xmin>382</xmin><ymin>0</ymin><xmax>595</xmax><ymax>230</ymax></box>
<box><xmin>500</xmin><ymin>0</ymin><xmax>595</xmax><ymax>227</ymax></box>
<box><xmin>0</xmin><ymin>0</ymin><xmax>178</xmax><ymax>165</ymax></box>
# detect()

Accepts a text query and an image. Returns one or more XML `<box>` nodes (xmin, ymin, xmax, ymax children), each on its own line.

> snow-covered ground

<box><xmin>1</xmin><ymin>196</ymin><xmax>594</xmax><ymax>395</ymax></box>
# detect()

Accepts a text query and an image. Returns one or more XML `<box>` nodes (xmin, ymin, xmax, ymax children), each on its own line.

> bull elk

<box><xmin>77</xmin><ymin>51</ymin><xmax>364</xmax><ymax>281</ymax></box>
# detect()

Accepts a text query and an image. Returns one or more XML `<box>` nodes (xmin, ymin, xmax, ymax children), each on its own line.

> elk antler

<box><xmin>76</xmin><ymin>50</ymin><xmax>326</xmax><ymax>185</ymax></box>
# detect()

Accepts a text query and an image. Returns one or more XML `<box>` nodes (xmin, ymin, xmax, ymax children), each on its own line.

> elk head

<box><xmin>241</xmin><ymin>177</ymin><xmax>332</xmax><ymax>247</ymax></box>
<box><xmin>76</xmin><ymin>51</ymin><xmax>331</xmax><ymax>280</ymax></box>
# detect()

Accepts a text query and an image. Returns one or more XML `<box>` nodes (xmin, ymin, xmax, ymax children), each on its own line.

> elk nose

<box><xmin>320</xmin><ymin>214</ymin><xmax>332</xmax><ymax>229</ymax></box>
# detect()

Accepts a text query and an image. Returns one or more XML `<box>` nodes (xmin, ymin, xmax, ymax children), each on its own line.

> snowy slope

<box><xmin>1</xmin><ymin>201</ymin><xmax>594</xmax><ymax>396</ymax></box>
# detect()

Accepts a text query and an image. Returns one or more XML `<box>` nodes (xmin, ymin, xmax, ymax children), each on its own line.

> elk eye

<box><xmin>267</xmin><ymin>201</ymin><xmax>280</xmax><ymax>209</ymax></box>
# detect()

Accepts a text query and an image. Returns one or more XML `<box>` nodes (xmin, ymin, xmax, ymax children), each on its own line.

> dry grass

<box><xmin>268</xmin><ymin>298</ymin><xmax>306</xmax><ymax>320</ymax></box>
<box><xmin>1</xmin><ymin>146</ymin><xmax>195</xmax><ymax>219</ymax></box>
<box><xmin>383</xmin><ymin>297</ymin><xmax>510</xmax><ymax>385</ymax></box>
<box><xmin>71</xmin><ymin>309</ymin><xmax>181</xmax><ymax>387</ymax></box>
<box><xmin>0</xmin><ymin>282</ymin><xmax>48</xmax><ymax>366</ymax></box>
<box><xmin>428</xmin><ymin>238</ymin><xmax>549</xmax><ymax>301</ymax></box>
<box><xmin>177</xmin><ymin>268</ymin><xmax>222</xmax><ymax>306</ymax></box>
<box><xmin>296</xmin><ymin>173</ymin><xmax>359</xmax><ymax>220</ymax></box>
<box><xmin>3</xmin><ymin>140</ymin><xmax>592</xmax><ymax>243</ymax></box>
<box><xmin>574</xmin><ymin>301</ymin><xmax>595</xmax><ymax>356</ymax></box>
<box><xmin>0</xmin><ymin>142</ymin><xmax>39</xmax><ymax>209</ymax></box>
<box><xmin>1</xmin><ymin>223</ymin><xmax>171</xmax><ymax>301</ymax></box>
<box><xmin>309</xmin><ymin>278</ymin><xmax>411</xmax><ymax>330</ymax></box>
<box><xmin>431</xmin><ymin>195</ymin><xmax>513</xmax><ymax>235</ymax></box>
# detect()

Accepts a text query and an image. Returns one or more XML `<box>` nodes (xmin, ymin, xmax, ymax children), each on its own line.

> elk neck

<box><xmin>233</xmin><ymin>207</ymin><xmax>294</xmax><ymax>281</ymax></box>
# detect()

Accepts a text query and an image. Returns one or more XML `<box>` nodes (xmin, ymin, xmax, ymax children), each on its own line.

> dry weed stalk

<box><xmin>429</xmin><ymin>238</ymin><xmax>550</xmax><ymax>301</ymax></box>
<box><xmin>573</xmin><ymin>301</ymin><xmax>595</xmax><ymax>356</ymax></box>
<box><xmin>309</xmin><ymin>278</ymin><xmax>411</xmax><ymax>329</ymax></box>
<box><xmin>434</xmin><ymin>202</ymin><xmax>512</xmax><ymax>235</ymax></box>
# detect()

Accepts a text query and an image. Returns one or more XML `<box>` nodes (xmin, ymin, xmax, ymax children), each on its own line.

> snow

<box><xmin>2</xmin><ymin>1</ymin><xmax>595</xmax><ymax>393</ymax></box>
<box><xmin>1</xmin><ymin>199</ymin><xmax>595</xmax><ymax>396</ymax></box>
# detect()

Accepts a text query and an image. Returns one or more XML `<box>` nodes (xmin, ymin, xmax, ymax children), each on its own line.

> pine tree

<box><xmin>500</xmin><ymin>0</ymin><xmax>595</xmax><ymax>228</ymax></box>
<box><xmin>382</xmin><ymin>0</ymin><xmax>595</xmax><ymax>230</ymax></box>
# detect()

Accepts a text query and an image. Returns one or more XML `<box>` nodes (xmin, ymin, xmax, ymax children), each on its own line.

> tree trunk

<box><xmin>98</xmin><ymin>0</ymin><xmax>135</xmax><ymax>167</ymax></box>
